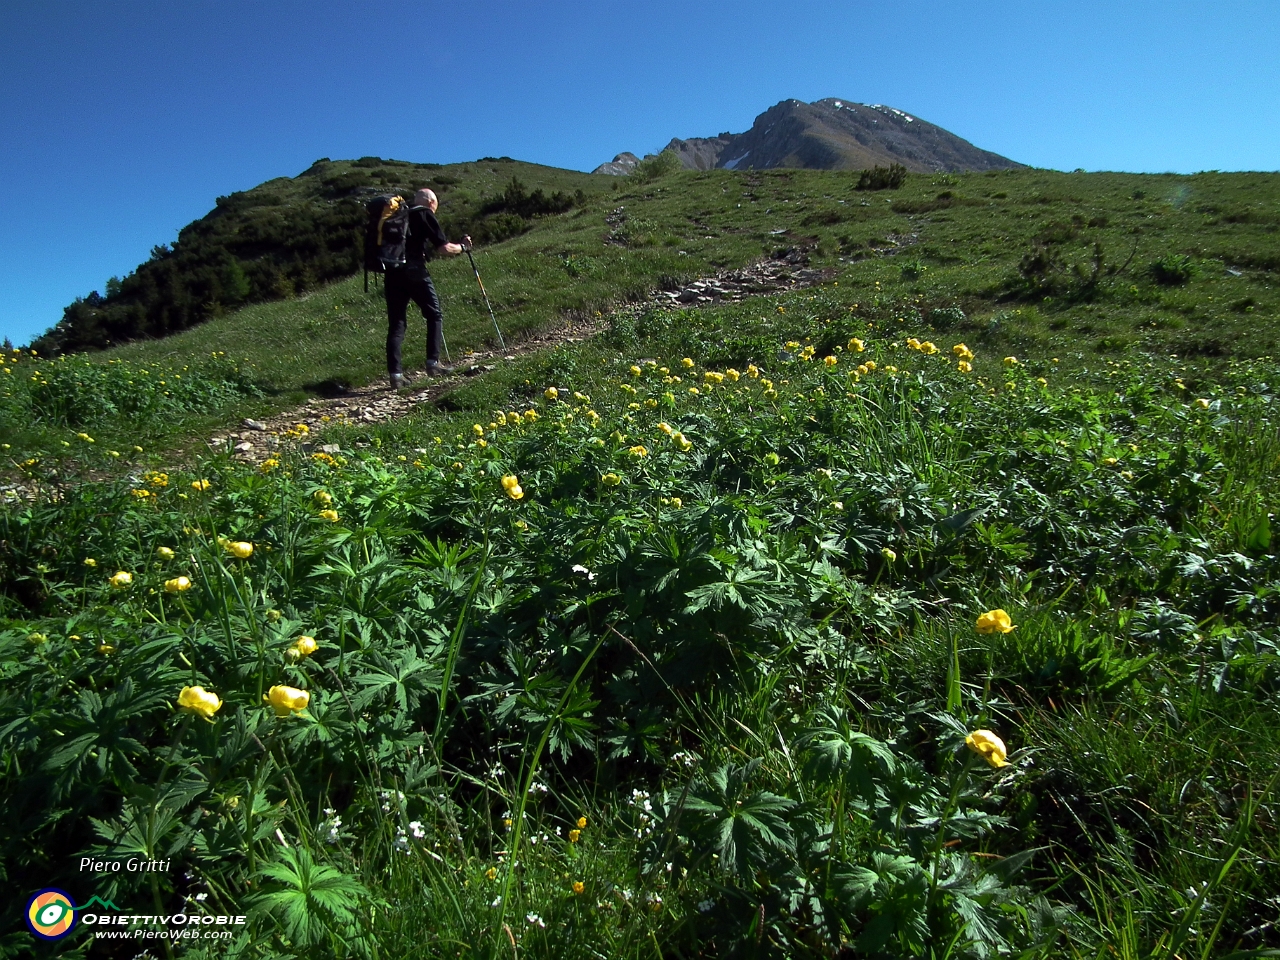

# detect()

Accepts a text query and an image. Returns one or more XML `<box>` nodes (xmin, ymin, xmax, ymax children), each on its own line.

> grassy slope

<box><xmin>107</xmin><ymin>166</ymin><xmax>1279</xmax><ymax>388</ymax></box>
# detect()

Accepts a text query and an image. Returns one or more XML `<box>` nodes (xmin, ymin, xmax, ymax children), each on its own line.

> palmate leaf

<box><xmin>683</xmin><ymin>759</ymin><xmax>797</xmax><ymax>879</ymax></box>
<box><xmin>252</xmin><ymin>846</ymin><xmax>369</xmax><ymax>950</ymax></box>
<box><xmin>797</xmin><ymin>707</ymin><xmax>896</xmax><ymax>809</ymax></box>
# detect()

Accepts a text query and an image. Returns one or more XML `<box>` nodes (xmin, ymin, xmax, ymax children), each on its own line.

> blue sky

<box><xmin>2</xmin><ymin>0</ymin><xmax>1277</xmax><ymax>347</ymax></box>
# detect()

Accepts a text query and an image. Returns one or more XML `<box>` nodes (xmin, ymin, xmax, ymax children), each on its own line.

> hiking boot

<box><xmin>389</xmin><ymin>373</ymin><xmax>405</xmax><ymax>389</ymax></box>
<box><xmin>425</xmin><ymin>362</ymin><xmax>453</xmax><ymax>377</ymax></box>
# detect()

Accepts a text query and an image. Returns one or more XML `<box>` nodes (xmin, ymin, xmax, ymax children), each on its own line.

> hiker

<box><xmin>384</xmin><ymin>188</ymin><xmax>471</xmax><ymax>388</ymax></box>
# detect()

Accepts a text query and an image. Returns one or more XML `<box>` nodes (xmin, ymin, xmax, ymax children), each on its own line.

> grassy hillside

<box><xmin>34</xmin><ymin>157</ymin><xmax>604</xmax><ymax>354</ymax></box>
<box><xmin>1</xmin><ymin>165</ymin><xmax>1279</xmax><ymax>958</ymax></box>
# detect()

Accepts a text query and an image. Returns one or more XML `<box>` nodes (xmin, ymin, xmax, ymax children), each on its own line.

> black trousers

<box><xmin>384</xmin><ymin>265</ymin><xmax>444</xmax><ymax>374</ymax></box>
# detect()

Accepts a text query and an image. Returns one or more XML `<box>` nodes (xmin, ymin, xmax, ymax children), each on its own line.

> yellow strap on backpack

<box><xmin>376</xmin><ymin>196</ymin><xmax>403</xmax><ymax>246</ymax></box>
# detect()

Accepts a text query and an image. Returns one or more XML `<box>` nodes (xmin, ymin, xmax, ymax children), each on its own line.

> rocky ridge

<box><xmin>597</xmin><ymin>97</ymin><xmax>1023</xmax><ymax>175</ymax></box>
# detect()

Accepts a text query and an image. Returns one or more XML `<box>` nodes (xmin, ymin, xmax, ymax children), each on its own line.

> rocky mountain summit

<box><xmin>594</xmin><ymin>98</ymin><xmax>1023</xmax><ymax>175</ymax></box>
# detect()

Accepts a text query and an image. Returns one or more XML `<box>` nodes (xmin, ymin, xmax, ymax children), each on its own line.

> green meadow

<box><xmin>1</xmin><ymin>163</ymin><xmax>1279</xmax><ymax>958</ymax></box>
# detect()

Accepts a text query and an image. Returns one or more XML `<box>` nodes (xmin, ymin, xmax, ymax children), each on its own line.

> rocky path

<box><xmin>210</xmin><ymin>248</ymin><xmax>834</xmax><ymax>464</ymax></box>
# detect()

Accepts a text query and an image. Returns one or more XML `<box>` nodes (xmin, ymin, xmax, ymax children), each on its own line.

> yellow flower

<box><xmin>577</xmin><ymin>816</ymin><xmax>588</xmax><ymax>828</ymax></box>
<box><xmin>1195</xmin><ymin>398</ymin><xmax>1211</xmax><ymax>409</ymax></box>
<box><xmin>848</xmin><ymin>338</ymin><xmax>865</xmax><ymax>353</ymax></box>
<box><xmin>681</xmin><ymin>357</ymin><xmax>695</xmax><ymax>368</ymax></box>
<box><xmin>191</xmin><ymin>479</ymin><xmax>211</xmax><ymax>492</ymax></box>
<box><xmin>906</xmin><ymin>337</ymin><xmax>921</xmax><ymax>351</ymax></box>
<box><xmin>601</xmin><ymin>472</ymin><xmax>622</xmax><ymax>486</ymax></box>
<box><xmin>965</xmin><ymin>729</ymin><xmax>1010</xmax><ymax>768</ymax></box>
<box><xmin>689</xmin><ymin>386</ymin><xmax>701</xmax><ymax>395</ymax></box>
<box><xmin>856</xmin><ymin>364</ymin><xmax>869</xmax><ymax>376</ymax></box>
<box><xmin>524</xmin><ymin>409</ymin><xmax>538</xmax><ymax>422</ymax></box>
<box><xmin>957</xmin><ymin>360</ymin><xmax>973</xmax><ymax>373</ymax></box>
<box><xmin>628</xmin><ymin>445</ymin><xmax>649</xmax><ymax>457</ymax></box>
<box><xmin>77</xmin><ymin>432</ymin><xmax>94</xmax><ymax>443</ymax></box>
<box><xmin>629</xmin><ymin>365</ymin><xmax>642</xmax><ymax>376</ymax></box>
<box><xmin>225</xmin><ymin>541</ymin><xmax>254</xmax><ymax>559</ymax></box>
<box><xmin>673</xmin><ymin>432</ymin><xmax>692</xmax><ymax>452</ymax></box>
<box><xmin>704</xmin><ymin>371</ymin><xmax>725</xmax><ymax>384</ymax></box>
<box><xmin>287</xmin><ymin>635</ymin><xmax>318</xmax><ymax>661</ymax></box>
<box><xmin>919</xmin><ymin>341</ymin><xmax>939</xmax><ymax>355</ymax></box>
<box><xmin>164</xmin><ymin>576</ymin><xmax>192</xmax><ymax>593</ymax></box>
<box><xmin>747</xmin><ymin>364</ymin><xmax>760</xmax><ymax>377</ymax></box>
<box><xmin>544</xmin><ymin>387</ymin><xmax>559</xmax><ymax>400</ymax></box>
<box><xmin>501</xmin><ymin>475</ymin><xmax>525</xmax><ymax>500</ymax></box>
<box><xmin>823</xmin><ymin>355</ymin><xmax>837</xmax><ymax>367</ymax></box>
<box><xmin>84</xmin><ymin>557</ymin><xmax>98</xmax><ymax>568</ymax></box>
<box><xmin>156</xmin><ymin>546</ymin><xmax>175</xmax><ymax>561</ymax></box>
<box><xmin>725</xmin><ymin>368</ymin><xmax>740</xmax><ymax>381</ymax></box>
<box><xmin>656</xmin><ymin>422</ymin><xmax>673</xmax><ymax>435</ymax></box>
<box><xmin>572</xmin><ymin>880</ymin><xmax>585</xmax><ymax>895</ymax></box>
<box><xmin>1037</xmin><ymin>377</ymin><xmax>1048</xmax><ymax>387</ymax></box>
<box><xmin>864</xmin><ymin>360</ymin><xmax>876</xmax><ymax>371</ymax></box>
<box><xmin>109</xmin><ymin>571</ymin><xmax>133</xmax><ymax>589</ymax></box>
<box><xmin>569</xmin><ymin>829</ymin><xmax>581</xmax><ymax>843</ymax></box>
<box><xmin>486</xmin><ymin>867</ymin><xmax>498</xmax><ymax>880</ymax></box>
<box><xmin>1003</xmin><ymin>356</ymin><xmax>1019</xmax><ymax>367</ymax></box>
<box><xmin>98</xmin><ymin>643</ymin><xmax>116</xmax><ymax>656</ymax></box>
<box><xmin>975</xmin><ymin>609</ymin><xmax>1015</xmax><ymax>634</ymax></box>
<box><xmin>317</xmin><ymin>509</ymin><xmax>339</xmax><ymax>522</ymax></box>
<box><xmin>473</xmin><ymin>423</ymin><xmax>485</xmax><ymax>437</ymax></box>
<box><xmin>881</xmin><ymin>547</ymin><xmax>897</xmax><ymax>563</ymax></box>
<box><xmin>27</xmin><ymin>632</ymin><xmax>47</xmax><ymax>645</ymax></box>
<box><xmin>266</xmin><ymin>684</ymin><xmax>310</xmax><ymax>717</ymax></box>
<box><xmin>178</xmin><ymin>686</ymin><xmax>223</xmax><ymax>720</ymax></box>
<box><xmin>313</xmin><ymin>490</ymin><xmax>333</xmax><ymax>506</ymax></box>
<box><xmin>952</xmin><ymin>343</ymin><xmax>973</xmax><ymax>359</ymax></box>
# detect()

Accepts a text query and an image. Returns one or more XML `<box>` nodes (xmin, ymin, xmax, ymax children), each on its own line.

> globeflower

<box><xmin>178</xmin><ymin>686</ymin><xmax>223</xmax><ymax>720</ymax></box>
<box><xmin>957</xmin><ymin>360</ymin><xmax>973</xmax><ymax>373</ymax></box>
<box><xmin>601</xmin><ymin>472</ymin><xmax>622</xmax><ymax>486</ymax></box>
<box><xmin>266</xmin><ymin>685</ymin><xmax>310</xmax><ymax>716</ymax></box>
<box><xmin>572</xmin><ymin>881</ymin><xmax>585</xmax><ymax>894</ymax></box>
<box><xmin>848</xmin><ymin>338</ymin><xmax>865</xmax><ymax>353</ymax></box>
<box><xmin>319</xmin><ymin>509</ymin><xmax>340</xmax><ymax>522</ymax></box>
<box><xmin>156</xmin><ymin>546</ymin><xmax>175</xmax><ymax>561</ymax></box>
<box><xmin>313</xmin><ymin>490</ymin><xmax>333</xmax><ymax>506</ymax></box>
<box><xmin>287</xmin><ymin>635</ymin><xmax>318</xmax><ymax>661</ymax></box>
<box><xmin>1195</xmin><ymin>398</ymin><xmax>1211</xmax><ymax>409</ymax></box>
<box><xmin>225</xmin><ymin>541</ymin><xmax>254</xmax><ymax>559</ymax></box>
<box><xmin>975</xmin><ymin>609</ymin><xmax>1016</xmax><ymax>634</ymax></box>
<box><xmin>628</xmin><ymin>445</ymin><xmax>649</xmax><ymax>457</ymax></box>
<box><xmin>191</xmin><ymin>479</ymin><xmax>211</xmax><ymax>492</ymax></box>
<box><xmin>544</xmin><ymin>387</ymin><xmax>559</xmax><ymax>401</ymax></box>
<box><xmin>629</xmin><ymin>365</ymin><xmax>642</xmax><ymax>376</ymax></box>
<box><xmin>1003</xmin><ymin>356</ymin><xmax>1019</xmax><ymax>367</ymax></box>
<box><xmin>919</xmin><ymin>341</ymin><xmax>939</xmax><ymax>355</ymax></box>
<box><xmin>823</xmin><ymin>355</ymin><xmax>837</xmax><ymax>367</ymax></box>
<box><xmin>109</xmin><ymin>571</ymin><xmax>133</xmax><ymax>589</ymax></box>
<box><xmin>747</xmin><ymin>364</ymin><xmax>760</xmax><ymax>377</ymax></box>
<box><xmin>965</xmin><ymin>729</ymin><xmax>1010</xmax><ymax>768</ymax></box>
<box><xmin>673</xmin><ymin>432</ymin><xmax>692</xmax><ymax>452</ymax></box>
<box><xmin>881</xmin><ymin>547</ymin><xmax>897</xmax><ymax>563</ymax></box>
<box><xmin>164</xmin><ymin>576</ymin><xmax>192</xmax><ymax>593</ymax></box>
<box><xmin>501</xmin><ymin>475</ymin><xmax>524</xmax><ymax>500</ymax></box>
<box><xmin>656</xmin><ymin>422</ymin><xmax>673</xmax><ymax>435</ymax></box>
<box><xmin>725</xmin><ymin>368</ymin><xmax>740</xmax><ymax>381</ymax></box>
<box><xmin>952</xmin><ymin>343</ymin><xmax>973</xmax><ymax>360</ymax></box>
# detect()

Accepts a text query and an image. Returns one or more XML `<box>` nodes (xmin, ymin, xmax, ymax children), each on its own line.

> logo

<box><xmin>26</xmin><ymin>889</ymin><xmax>77</xmax><ymax>941</ymax></box>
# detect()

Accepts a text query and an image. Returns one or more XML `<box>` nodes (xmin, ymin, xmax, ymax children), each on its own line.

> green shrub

<box><xmin>1149</xmin><ymin>254</ymin><xmax>1196</xmax><ymax>285</ymax></box>
<box><xmin>855</xmin><ymin>163</ymin><xmax>907</xmax><ymax>191</ymax></box>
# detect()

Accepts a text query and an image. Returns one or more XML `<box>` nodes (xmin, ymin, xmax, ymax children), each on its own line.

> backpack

<box><xmin>363</xmin><ymin>195</ymin><xmax>410</xmax><ymax>291</ymax></box>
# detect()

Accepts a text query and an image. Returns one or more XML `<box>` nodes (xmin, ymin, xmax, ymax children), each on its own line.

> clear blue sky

<box><xmin>2</xmin><ymin>0</ymin><xmax>1277</xmax><ymax>347</ymax></box>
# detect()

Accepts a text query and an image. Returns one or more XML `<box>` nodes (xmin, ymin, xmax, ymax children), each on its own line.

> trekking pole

<box><xmin>464</xmin><ymin>247</ymin><xmax>506</xmax><ymax>351</ymax></box>
<box><xmin>440</xmin><ymin>327</ymin><xmax>451</xmax><ymax>364</ymax></box>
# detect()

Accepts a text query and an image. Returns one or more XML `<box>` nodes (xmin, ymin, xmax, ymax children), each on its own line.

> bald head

<box><xmin>414</xmin><ymin>188</ymin><xmax>438</xmax><ymax>212</ymax></box>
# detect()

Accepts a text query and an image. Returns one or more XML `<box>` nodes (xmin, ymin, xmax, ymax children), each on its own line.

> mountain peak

<box><xmin>595</xmin><ymin>98</ymin><xmax>1022</xmax><ymax>175</ymax></box>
